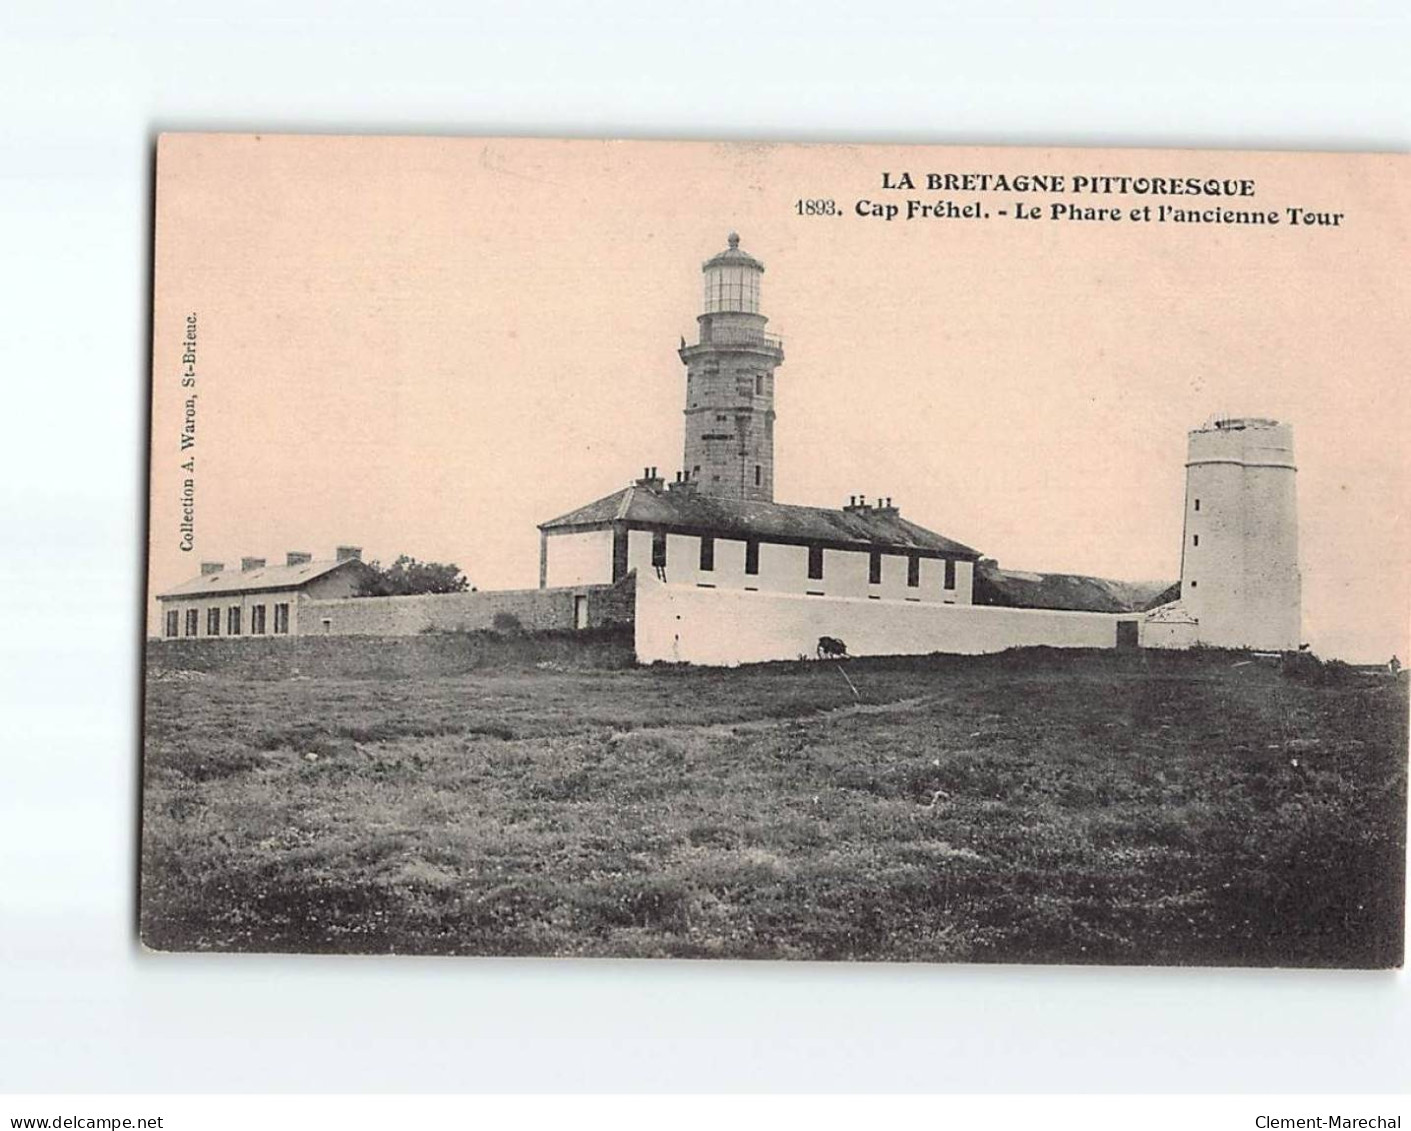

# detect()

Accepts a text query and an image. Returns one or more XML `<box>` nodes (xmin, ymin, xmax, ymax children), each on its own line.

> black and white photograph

<box><xmin>140</xmin><ymin>135</ymin><xmax>1407</xmax><ymax>968</ymax></box>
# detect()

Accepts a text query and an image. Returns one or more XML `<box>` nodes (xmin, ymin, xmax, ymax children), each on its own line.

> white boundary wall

<box><xmin>634</xmin><ymin>573</ymin><xmax>1128</xmax><ymax>666</ymax></box>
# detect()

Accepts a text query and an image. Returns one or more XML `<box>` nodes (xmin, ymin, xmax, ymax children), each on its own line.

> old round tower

<box><xmin>677</xmin><ymin>233</ymin><xmax>785</xmax><ymax>501</ymax></box>
<box><xmin>1181</xmin><ymin>417</ymin><xmax>1302</xmax><ymax>651</ymax></box>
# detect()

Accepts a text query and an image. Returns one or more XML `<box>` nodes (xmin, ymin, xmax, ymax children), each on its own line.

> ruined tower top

<box><xmin>1181</xmin><ymin>416</ymin><xmax>1301</xmax><ymax>651</ymax></box>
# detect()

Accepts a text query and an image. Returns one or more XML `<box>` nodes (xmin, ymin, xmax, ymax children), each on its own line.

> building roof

<box><xmin>155</xmin><ymin>558</ymin><xmax>362</xmax><ymax>600</ymax></box>
<box><xmin>703</xmin><ymin>231</ymin><xmax>764</xmax><ymax>272</ymax></box>
<box><xmin>540</xmin><ymin>484</ymin><xmax>981</xmax><ymax>559</ymax></box>
<box><xmin>974</xmin><ymin>562</ymin><xmax>1176</xmax><ymax>614</ymax></box>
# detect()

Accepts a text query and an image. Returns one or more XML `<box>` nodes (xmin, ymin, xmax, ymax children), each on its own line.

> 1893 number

<box><xmin>794</xmin><ymin>199</ymin><xmax>837</xmax><ymax>216</ymax></box>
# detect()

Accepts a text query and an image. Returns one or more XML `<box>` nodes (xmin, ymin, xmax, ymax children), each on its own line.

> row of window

<box><xmin>165</xmin><ymin>602</ymin><xmax>290</xmax><ymax>638</ymax></box>
<box><xmin>1187</xmin><ymin>488</ymin><xmax>1203</xmax><ymax>597</ymax></box>
<box><xmin>1191</xmin><ymin>499</ymin><xmax>1202</xmax><ymax>563</ymax></box>
<box><xmin>650</xmin><ymin>533</ymin><xmax>958</xmax><ymax>589</ymax></box>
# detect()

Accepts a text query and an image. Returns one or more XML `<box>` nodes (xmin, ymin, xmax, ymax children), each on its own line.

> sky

<box><xmin>148</xmin><ymin>135</ymin><xmax>1410</xmax><ymax>661</ymax></box>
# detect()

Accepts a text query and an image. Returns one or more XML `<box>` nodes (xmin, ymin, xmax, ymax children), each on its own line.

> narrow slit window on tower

<box><xmin>755</xmin><ymin>374</ymin><xmax>764</xmax><ymax>395</ymax></box>
<box><xmin>1194</xmin><ymin>498</ymin><xmax>1201</xmax><ymax>511</ymax></box>
<box><xmin>745</xmin><ymin>540</ymin><xmax>759</xmax><ymax>575</ymax></box>
<box><xmin>807</xmin><ymin>545</ymin><xmax>824</xmax><ymax>580</ymax></box>
<box><xmin>1193</xmin><ymin>534</ymin><xmax>1199</xmax><ymax>546</ymax></box>
<box><xmin>754</xmin><ymin>464</ymin><xmax>762</xmax><ymax>487</ymax></box>
<box><xmin>651</xmin><ymin>531</ymin><xmax>667</xmax><ymax>569</ymax></box>
<box><xmin>907</xmin><ymin>554</ymin><xmax>920</xmax><ymax>588</ymax></box>
<box><xmin>699</xmin><ymin>536</ymin><xmax>714</xmax><ymax>572</ymax></box>
<box><xmin>869</xmin><ymin>551</ymin><xmax>882</xmax><ymax>585</ymax></box>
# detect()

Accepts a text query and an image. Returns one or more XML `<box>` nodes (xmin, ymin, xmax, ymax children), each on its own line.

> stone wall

<box><xmin>146</xmin><ymin>626</ymin><xmax>635</xmax><ymax>680</ymax></box>
<box><xmin>584</xmin><ymin>571</ymin><xmax>637</xmax><ymax>627</ymax></box>
<box><xmin>682</xmin><ymin>311</ymin><xmax>779</xmax><ymax>503</ymax></box>
<box><xmin>301</xmin><ymin>574</ymin><xmax>635</xmax><ymax>637</ymax></box>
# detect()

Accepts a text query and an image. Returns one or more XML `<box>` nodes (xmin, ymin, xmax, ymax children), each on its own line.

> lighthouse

<box><xmin>677</xmin><ymin>232</ymin><xmax>785</xmax><ymax>501</ymax></box>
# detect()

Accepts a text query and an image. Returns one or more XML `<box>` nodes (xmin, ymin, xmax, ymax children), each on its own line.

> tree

<box><xmin>354</xmin><ymin>555</ymin><xmax>471</xmax><ymax>597</ymax></box>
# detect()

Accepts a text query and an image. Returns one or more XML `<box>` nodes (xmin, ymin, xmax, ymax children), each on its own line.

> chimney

<box><xmin>200</xmin><ymin>561</ymin><xmax>224</xmax><ymax>576</ymax></box>
<box><xmin>335</xmin><ymin>546</ymin><xmax>362</xmax><ymax>563</ymax></box>
<box><xmin>635</xmin><ymin>466</ymin><xmax>665</xmax><ymax>490</ymax></box>
<box><xmin>877</xmin><ymin>496</ymin><xmax>899</xmax><ymax>516</ymax></box>
<box><xmin>240</xmin><ymin>556</ymin><xmax>266</xmax><ymax>572</ymax></box>
<box><xmin>844</xmin><ymin>495</ymin><xmax>873</xmax><ymax>514</ymax></box>
<box><xmin>286</xmin><ymin>551</ymin><xmax>312</xmax><ymax>567</ymax></box>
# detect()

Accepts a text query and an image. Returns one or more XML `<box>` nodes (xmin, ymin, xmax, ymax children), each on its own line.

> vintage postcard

<box><xmin>143</xmin><ymin>134</ymin><xmax>1408</xmax><ymax>965</ymax></box>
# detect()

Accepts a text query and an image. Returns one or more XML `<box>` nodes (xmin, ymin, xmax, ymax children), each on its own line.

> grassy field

<box><xmin>140</xmin><ymin>644</ymin><xmax>1407</xmax><ymax>966</ymax></box>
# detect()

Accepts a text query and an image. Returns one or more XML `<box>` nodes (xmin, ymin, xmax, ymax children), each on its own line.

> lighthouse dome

<box><xmin>702</xmin><ymin>231</ymin><xmax>764</xmax><ymax>313</ymax></box>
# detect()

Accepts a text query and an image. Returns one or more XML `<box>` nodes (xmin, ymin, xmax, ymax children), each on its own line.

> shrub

<box><xmin>1322</xmin><ymin>659</ymin><xmax>1357</xmax><ymax>686</ymax></box>
<box><xmin>355</xmin><ymin>555</ymin><xmax>470</xmax><ymax>597</ymax></box>
<box><xmin>1281</xmin><ymin>650</ymin><xmax>1325</xmax><ymax>683</ymax></box>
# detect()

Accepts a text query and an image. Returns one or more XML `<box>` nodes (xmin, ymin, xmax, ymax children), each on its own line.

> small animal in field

<box><xmin>817</xmin><ymin>636</ymin><xmax>849</xmax><ymax>659</ymax></box>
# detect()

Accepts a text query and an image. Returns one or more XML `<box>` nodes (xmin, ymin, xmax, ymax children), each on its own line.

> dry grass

<box><xmin>140</xmin><ymin>647</ymin><xmax>1407</xmax><ymax>966</ymax></box>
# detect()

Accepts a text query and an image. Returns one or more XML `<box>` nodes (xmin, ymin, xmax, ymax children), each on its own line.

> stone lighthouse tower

<box><xmin>1180</xmin><ymin>417</ymin><xmax>1302</xmax><ymax>651</ymax></box>
<box><xmin>677</xmin><ymin>233</ymin><xmax>785</xmax><ymax>501</ymax></box>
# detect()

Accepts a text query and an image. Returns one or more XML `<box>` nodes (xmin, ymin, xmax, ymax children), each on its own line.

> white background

<box><xmin>1</xmin><ymin>0</ymin><xmax>1407</xmax><ymax>1095</ymax></box>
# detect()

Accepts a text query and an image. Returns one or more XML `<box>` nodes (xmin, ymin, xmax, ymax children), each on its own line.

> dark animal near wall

<box><xmin>817</xmin><ymin>636</ymin><xmax>849</xmax><ymax>659</ymax></box>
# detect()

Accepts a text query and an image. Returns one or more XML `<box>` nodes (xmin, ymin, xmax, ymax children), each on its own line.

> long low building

<box><xmin>539</xmin><ymin>471</ymin><xmax>982</xmax><ymax>606</ymax></box>
<box><xmin>153</xmin><ymin>547</ymin><xmax>637</xmax><ymax>640</ymax></box>
<box><xmin>154</xmin><ymin>548</ymin><xmax>371</xmax><ymax>639</ymax></box>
